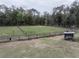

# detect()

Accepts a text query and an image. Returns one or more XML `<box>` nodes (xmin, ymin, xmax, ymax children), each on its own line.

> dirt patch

<box><xmin>46</xmin><ymin>35</ymin><xmax>64</xmax><ymax>40</ymax></box>
<box><xmin>0</xmin><ymin>38</ymin><xmax>41</xmax><ymax>48</ymax></box>
<box><xmin>0</xmin><ymin>35</ymin><xmax>64</xmax><ymax>49</ymax></box>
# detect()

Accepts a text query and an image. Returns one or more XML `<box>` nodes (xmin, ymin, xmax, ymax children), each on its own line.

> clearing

<box><xmin>0</xmin><ymin>26</ymin><xmax>79</xmax><ymax>58</ymax></box>
<box><xmin>0</xmin><ymin>35</ymin><xmax>79</xmax><ymax>58</ymax></box>
<box><xmin>0</xmin><ymin>26</ymin><xmax>65</xmax><ymax>36</ymax></box>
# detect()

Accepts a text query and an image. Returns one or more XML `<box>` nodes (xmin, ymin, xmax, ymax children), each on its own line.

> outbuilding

<box><xmin>64</xmin><ymin>31</ymin><xmax>75</xmax><ymax>41</ymax></box>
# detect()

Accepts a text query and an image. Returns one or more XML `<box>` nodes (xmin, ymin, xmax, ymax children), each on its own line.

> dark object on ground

<box><xmin>9</xmin><ymin>37</ymin><xmax>11</xmax><ymax>41</ymax></box>
<box><xmin>64</xmin><ymin>32</ymin><xmax>75</xmax><ymax>41</ymax></box>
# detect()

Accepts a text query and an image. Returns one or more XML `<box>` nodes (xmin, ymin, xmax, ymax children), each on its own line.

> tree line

<box><xmin>0</xmin><ymin>0</ymin><xmax>79</xmax><ymax>28</ymax></box>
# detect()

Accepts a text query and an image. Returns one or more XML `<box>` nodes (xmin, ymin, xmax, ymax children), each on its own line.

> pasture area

<box><xmin>0</xmin><ymin>26</ymin><xmax>65</xmax><ymax>36</ymax></box>
<box><xmin>0</xmin><ymin>35</ymin><xmax>79</xmax><ymax>58</ymax></box>
<box><xmin>0</xmin><ymin>26</ymin><xmax>79</xmax><ymax>58</ymax></box>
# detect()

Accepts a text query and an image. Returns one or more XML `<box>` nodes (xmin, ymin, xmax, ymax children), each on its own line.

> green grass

<box><xmin>0</xmin><ymin>26</ymin><xmax>79</xmax><ymax>58</ymax></box>
<box><xmin>0</xmin><ymin>26</ymin><xmax>65</xmax><ymax>36</ymax></box>
<box><xmin>74</xmin><ymin>32</ymin><xmax>79</xmax><ymax>42</ymax></box>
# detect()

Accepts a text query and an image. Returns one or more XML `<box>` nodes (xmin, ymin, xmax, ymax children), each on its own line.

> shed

<box><xmin>64</xmin><ymin>32</ymin><xmax>75</xmax><ymax>40</ymax></box>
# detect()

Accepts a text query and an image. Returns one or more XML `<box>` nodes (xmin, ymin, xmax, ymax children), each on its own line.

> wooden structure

<box><xmin>64</xmin><ymin>32</ymin><xmax>75</xmax><ymax>40</ymax></box>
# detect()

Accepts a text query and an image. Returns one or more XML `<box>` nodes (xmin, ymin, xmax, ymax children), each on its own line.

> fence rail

<box><xmin>0</xmin><ymin>32</ymin><xmax>64</xmax><ymax>43</ymax></box>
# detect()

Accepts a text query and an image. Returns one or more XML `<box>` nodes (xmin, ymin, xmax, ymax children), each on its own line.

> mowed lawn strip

<box><xmin>0</xmin><ymin>26</ymin><xmax>65</xmax><ymax>36</ymax></box>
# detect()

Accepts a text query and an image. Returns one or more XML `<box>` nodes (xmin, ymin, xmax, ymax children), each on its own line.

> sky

<box><xmin>0</xmin><ymin>0</ymin><xmax>76</xmax><ymax>13</ymax></box>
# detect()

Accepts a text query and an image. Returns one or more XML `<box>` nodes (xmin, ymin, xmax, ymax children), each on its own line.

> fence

<box><xmin>0</xmin><ymin>32</ymin><xmax>64</xmax><ymax>43</ymax></box>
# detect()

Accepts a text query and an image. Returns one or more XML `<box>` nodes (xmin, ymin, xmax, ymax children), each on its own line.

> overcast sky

<box><xmin>0</xmin><ymin>0</ymin><xmax>76</xmax><ymax>13</ymax></box>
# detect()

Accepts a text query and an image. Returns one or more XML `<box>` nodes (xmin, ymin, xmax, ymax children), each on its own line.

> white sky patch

<box><xmin>0</xmin><ymin>0</ymin><xmax>77</xmax><ymax>13</ymax></box>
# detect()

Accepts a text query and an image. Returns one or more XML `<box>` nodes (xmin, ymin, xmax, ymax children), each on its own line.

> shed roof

<box><xmin>64</xmin><ymin>32</ymin><xmax>75</xmax><ymax>34</ymax></box>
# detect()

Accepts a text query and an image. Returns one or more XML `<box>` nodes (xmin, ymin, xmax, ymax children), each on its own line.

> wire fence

<box><xmin>0</xmin><ymin>32</ymin><xmax>64</xmax><ymax>43</ymax></box>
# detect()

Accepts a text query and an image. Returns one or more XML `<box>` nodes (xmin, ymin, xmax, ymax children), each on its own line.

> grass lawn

<box><xmin>0</xmin><ymin>26</ymin><xmax>79</xmax><ymax>58</ymax></box>
<box><xmin>0</xmin><ymin>35</ymin><xmax>79</xmax><ymax>58</ymax></box>
<box><xmin>0</xmin><ymin>26</ymin><xmax>65</xmax><ymax>36</ymax></box>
